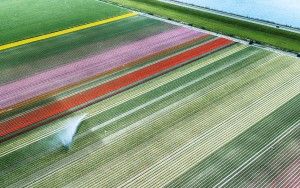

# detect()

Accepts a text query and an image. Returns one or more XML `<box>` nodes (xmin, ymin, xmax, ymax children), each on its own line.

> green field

<box><xmin>168</xmin><ymin>94</ymin><xmax>300</xmax><ymax>187</ymax></box>
<box><xmin>0</xmin><ymin>0</ymin><xmax>128</xmax><ymax>45</ymax></box>
<box><xmin>1</xmin><ymin>41</ymin><xmax>299</xmax><ymax>186</ymax></box>
<box><xmin>1</xmin><ymin>0</ymin><xmax>299</xmax><ymax>187</ymax></box>
<box><xmin>107</xmin><ymin>0</ymin><xmax>300</xmax><ymax>53</ymax></box>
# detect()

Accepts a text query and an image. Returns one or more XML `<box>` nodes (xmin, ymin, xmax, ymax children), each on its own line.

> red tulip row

<box><xmin>0</xmin><ymin>28</ymin><xmax>203</xmax><ymax>109</ymax></box>
<box><xmin>0</xmin><ymin>37</ymin><xmax>233</xmax><ymax>138</ymax></box>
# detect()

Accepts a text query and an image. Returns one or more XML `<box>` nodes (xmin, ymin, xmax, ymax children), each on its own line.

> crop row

<box><xmin>1</xmin><ymin>12</ymin><xmax>300</xmax><ymax>187</ymax></box>
<box><xmin>0</xmin><ymin>27</ymin><xmax>205</xmax><ymax>109</ymax></box>
<box><xmin>0</xmin><ymin>37</ymin><xmax>232</xmax><ymax>138</ymax></box>
<box><xmin>2</xmin><ymin>43</ymin><xmax>300</xmax><ymax>187</ymax></box>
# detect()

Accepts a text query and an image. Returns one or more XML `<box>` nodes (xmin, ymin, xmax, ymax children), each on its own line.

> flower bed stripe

<box><xmin>0</xmin><ymin>37</ymin><xmax>233</xmax><ymax>138</ymax></box>
<box><xmin>0</xmin><ymin>28</ymin><xmax>205</xmax><ymax>109</ymax></box>
<box><xmin>0</xmin><ymin>34</ymin><xmax>211</xmax><ymax>116</ymax></box>
<box><xmin>0</xmin><ymin>12</ymin><xmax>138</xmax><ymax>51</ymax></box>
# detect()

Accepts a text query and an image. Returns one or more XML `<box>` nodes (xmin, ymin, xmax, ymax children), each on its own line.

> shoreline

<box><xmin>161</xmin><ymin>0</ymin><xmax>300</xmax><ymax>34</ymax></box>
<box><xmin>104</xmin><ymin>0</ymin><xmax>300</xmax><ymax>57</ymax></box>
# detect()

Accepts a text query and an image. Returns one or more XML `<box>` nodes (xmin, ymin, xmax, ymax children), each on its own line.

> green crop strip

<box><xmin>167</xmin><ymin>94</ymin><xmax>300</xmax><ymax>187</ymax></box>
<box><xmin>1</xmin><ymin>1</ymin><xmax>300</xmax><ymax>186</ymax></box>
<box><xmin>0</xmin><ymin>0</ymin><xmax>128</xmax><ymax>45</ymax></box>
<box><xmin>225</xmin><ymin>127</ymin><xmax>299</xmax><ymax>187</ymax></box>
<box><xmin>106</xmin><ymin>0</ymin><xmax>300</xmax><ymax>53</ymax></box>
<box><xmin>0</xmin><ymin>47</ymin><xmax>276</xmax><ymax>186</ymax></box>
<box><xmin>0</xmin><ymin>16</ymin><xmax>171</xmax><ymax>84</ymax></box>
<box><xmin>2</xmin><ymin>51</ymin><xmax>299</xmax><ymax>187</ymax></box>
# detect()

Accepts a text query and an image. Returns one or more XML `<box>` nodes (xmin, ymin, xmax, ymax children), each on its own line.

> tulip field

<box><xmin>0</xmin><ymin>0</ymin><xmax>299</xmax><ymax>187</ymax></box>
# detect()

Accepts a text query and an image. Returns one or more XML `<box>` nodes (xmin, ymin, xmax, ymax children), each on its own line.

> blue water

<box><xmin>176</xmin><ymin>0</ymin><xmax>300</xmax><ymax>28</ymax></box>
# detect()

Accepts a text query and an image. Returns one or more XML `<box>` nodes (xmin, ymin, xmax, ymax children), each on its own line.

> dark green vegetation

<box><xmin>167</xmin><ymin>94</ymin><xmax>300</xmax><ymax>187</ymax></box>
<box><xmin>0</xmin><ymin>0</ymin><xmax>128</xmax><ymax>44</ymax></box>
<box><xmin>107</xmin><ymin>0</ymin><xmax>300</xmax><ymax>52</ymax></box>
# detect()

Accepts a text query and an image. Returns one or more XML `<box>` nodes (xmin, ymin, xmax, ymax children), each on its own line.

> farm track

<box><xmin>1</xmin><ymin>4</ymin><xmax>300</xmax><ymax>187</ymax></box>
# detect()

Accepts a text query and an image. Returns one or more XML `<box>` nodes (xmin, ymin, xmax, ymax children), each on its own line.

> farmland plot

<box><xmin>0</xmin><ymin>2</ymin><xmax>299</xmax><ymax>187</ymax></box>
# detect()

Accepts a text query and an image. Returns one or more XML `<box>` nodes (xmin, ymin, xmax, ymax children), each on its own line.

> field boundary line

<box><xmin>0</xmin><ymin>12</ymin><xmax>137</xmax><ymax>51</ymax></box>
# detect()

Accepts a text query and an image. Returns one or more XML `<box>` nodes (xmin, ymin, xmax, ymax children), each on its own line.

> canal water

<box><xmin>175</xmin><ymin>0</ymin><xmax>300</xmax><ymax>28</ymax></box>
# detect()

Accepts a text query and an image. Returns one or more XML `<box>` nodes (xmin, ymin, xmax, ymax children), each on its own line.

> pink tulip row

<box><xmin>0</xmin><ymin>27</ymin><xmax>205</xmax><ymax>109</ymax></box>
